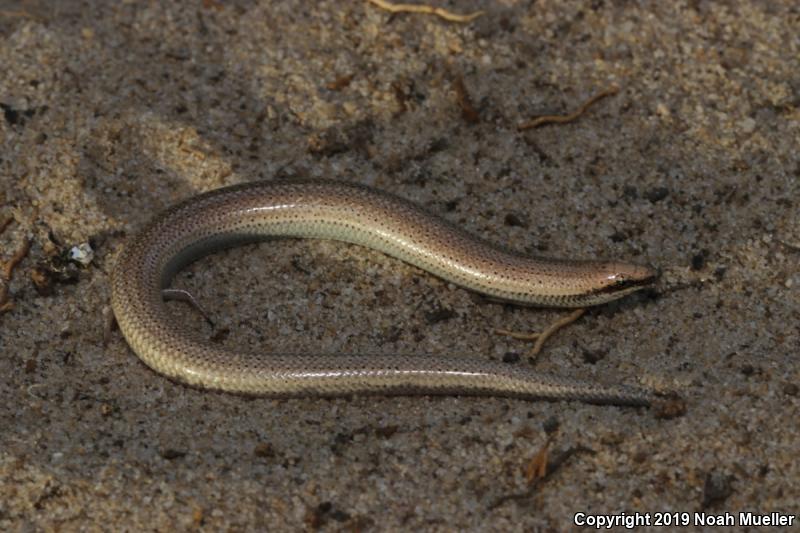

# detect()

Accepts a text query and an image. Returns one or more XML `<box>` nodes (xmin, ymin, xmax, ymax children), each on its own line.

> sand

<box><xmin>1</xmin><ymin>1</ymin><xmax>798</xmax><ymax>530</ymax></box>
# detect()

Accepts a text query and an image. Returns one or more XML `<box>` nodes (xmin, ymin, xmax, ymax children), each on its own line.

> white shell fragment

<box><xmin>69</xmin><ymin>243</ymin><xmax>95</xmax><ymax>266</ymax></box>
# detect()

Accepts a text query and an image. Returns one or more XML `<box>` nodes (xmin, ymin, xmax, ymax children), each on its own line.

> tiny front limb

<box><xmin>162</xmin><ymin>288</ymin><xmax>216</xmax><ymax>327</ymax></box>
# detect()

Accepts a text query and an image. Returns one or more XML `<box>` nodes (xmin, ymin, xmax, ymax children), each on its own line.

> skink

<box><xmin>110</xmin><ymin>180</ymin><xmax>659</xmax><ymax>406</ymax></box>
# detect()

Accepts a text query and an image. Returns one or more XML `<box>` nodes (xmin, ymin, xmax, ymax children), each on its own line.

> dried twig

<box><xmin>0</xmin><ymin>10</ymin><xmax>39</xmax><ymax>20</ymax></box>
<box><xmin>327</xmin><ymin>73</ymin><xmax>356</xmax><ymax>91</ymax></box>
<box><xmin>777</xmin><ymin>239</ymin><xmax>800</xmax><ymax>254</ymax></box>
<box><xmin>1</xmin><ymin>238</ymin><xmax>29</xmax><ymax>280</ymax></box>
<box><xmin>489</xmin><ymin>445</ymin><xmax>594</xmax><ymax>509</ymax></box>
<box><xmin>0</xmin><ymin>237</ymin><xmax>31</xmax><ymax>314</ymax></box>
<box><xmin>202</xmin><ymin>0</ymin><xmax>224</xmax><ymax>10</ymax></box>
<box><xmin>391</xmin><ymin>80</ymin><xmax>410</xmax><ymax>116</ymax></box>
<box><xmin>495</xmin><ymin>308</ymin><xmax>586</xmax><ymax>358</ymax></box>
<box><xmin>453</xmin><ymin>75</ymin><xmax>480</xmax><ymax>123</ymax></box>
<box><xmin>518</xmin><ymin>86</ymin><xmax>619</xmax><ymax>130</ymax></box>
<box><xmin>524</xmin><ymin>437</ymin><xmax>551</xmax><ymax>484</ymax></box>
<box><xmin>0</xmin><ymin>215</ymin><xmax>13</xmax><ymax>235</ymax></box>
<box><xmin>366</xmin><ymin>0</ymin><xmax>483</xmax><ymax>23</ymax></box>
<box><xmin>0</xmin><ymin>286</ymin><xmax>11</xmax><ymax>313</ymax></box>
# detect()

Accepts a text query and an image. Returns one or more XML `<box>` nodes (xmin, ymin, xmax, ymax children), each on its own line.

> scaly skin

<box><xmin>110</xmin><ymin>180</ymin><xmax>659</xmax><ymax>406</ymax></box>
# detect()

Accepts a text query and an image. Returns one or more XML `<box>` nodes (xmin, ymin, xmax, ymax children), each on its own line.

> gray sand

<box><xmin>1</xmin><ymin>1</ymin><xmax>798</xmax><ymax>530</ymax></box>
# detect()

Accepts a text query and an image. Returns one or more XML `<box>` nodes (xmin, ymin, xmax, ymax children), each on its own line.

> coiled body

<box><xmin>110</xmin><ymin>180</ymin><xmax>657</xmax><ymax>405</ymax></box>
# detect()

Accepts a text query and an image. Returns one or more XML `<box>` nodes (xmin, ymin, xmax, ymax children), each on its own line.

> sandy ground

<box><xmin>1</xmin><ymin>0</ymin><xmax>798</xmax><ymax>530</ymax></box>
